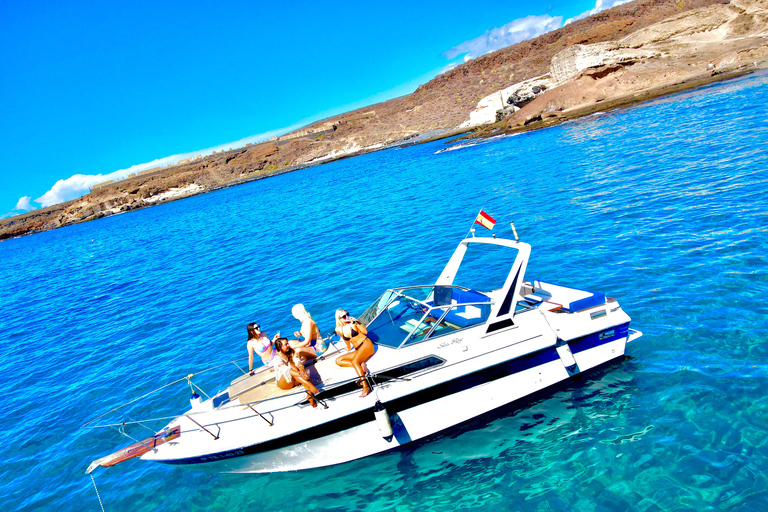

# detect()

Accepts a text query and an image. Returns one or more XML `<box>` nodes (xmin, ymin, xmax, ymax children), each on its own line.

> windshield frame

<box><xmin>362</xmin><ymin>285</ymin><xmax>493</xmax><ymax>349</ymax></box>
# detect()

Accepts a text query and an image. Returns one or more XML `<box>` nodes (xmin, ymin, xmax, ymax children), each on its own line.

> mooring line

<box><xmin>89</xmin><ymin>473</ymin><xmax>106</xmax><ymax>512</ymax></box>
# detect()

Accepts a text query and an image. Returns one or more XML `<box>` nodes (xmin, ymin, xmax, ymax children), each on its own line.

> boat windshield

<box><xmin>361</xmin><ymin>285</ymin><xmax>493</xmax><ymax>348</ymax></box>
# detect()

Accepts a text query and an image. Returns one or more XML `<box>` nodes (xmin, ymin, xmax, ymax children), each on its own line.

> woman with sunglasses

<box><xmin>246</xmin><ymin>323</ymin><xmax>279</xmax><ymax>376</ymax></box>
<box><xmin>334</xmin><ymin>309</ymin><xmax>374</xmax><ymax>398</ymax></box>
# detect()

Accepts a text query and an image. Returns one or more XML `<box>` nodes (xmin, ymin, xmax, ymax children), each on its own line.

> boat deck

<box><xmin>226</xmin><ymin>342</ymin><xmax>359</xmax><ymax>406</ymax></box>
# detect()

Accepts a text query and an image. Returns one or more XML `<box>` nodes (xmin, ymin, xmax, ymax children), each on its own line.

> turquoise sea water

<box><xmin>2</xmin><ymin>71</ymin><xmax>767</xmax><ymax>511</ymax></box>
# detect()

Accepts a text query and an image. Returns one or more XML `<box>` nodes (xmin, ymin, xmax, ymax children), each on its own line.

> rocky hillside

<box><xmin>498</xmin><ymin>0</ymin><xmax>768</xmax><ymax>130</ymax></box>
<box><xmin>3</xmin><ymin>0</ymin><xmax>766</xmax><ymax>240</ymax></box>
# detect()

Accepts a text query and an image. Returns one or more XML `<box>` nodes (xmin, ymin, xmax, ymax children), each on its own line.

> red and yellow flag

<box><xmin>474</xmin><ymin>210</ymin><xmax>496</xmax><ymax>230</ymax></box>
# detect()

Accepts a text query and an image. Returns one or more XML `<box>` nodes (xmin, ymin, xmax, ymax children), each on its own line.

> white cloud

<box><xmin>14</xmin><ymin>196</ymin><xmax>36</xmax><ymax>211</ymax></box>
<box><xmin>30</xmin><ymin>127</ymin><xmax>293</xmax><ymax>209</ymax></box>
<box><xmin>444</xmin><ymin>15</ymin><xmax>563</xmax><ymax>62</ymax></box>
<box><xmin>443</xmin><ymin>0</ymin><xmax>634</xmax><ymax>63</ymax></box>
<box><xmin>34</xmin><ymin>174</ymin><xmax>112</xmax><ymax>208</ymax></box>
<box><xmin>565</xmin><ymin>0</ymin><xmax>633</xmax><ymax>25</ymax></box>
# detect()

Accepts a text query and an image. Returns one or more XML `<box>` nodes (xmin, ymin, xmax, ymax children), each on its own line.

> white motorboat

<box><xmin>86</xmin><ymin>229</ymin><xmax>642</xmax><ymax>474</ymax></box>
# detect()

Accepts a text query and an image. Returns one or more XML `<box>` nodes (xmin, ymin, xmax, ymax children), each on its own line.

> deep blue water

<box><xmin>2</xmin><ymin>71</ymin><xmax>767</xmax><ymax>512</ymax></box>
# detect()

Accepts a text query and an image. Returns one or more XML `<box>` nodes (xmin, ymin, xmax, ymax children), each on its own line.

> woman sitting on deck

<box><xmin>289</xmin><ymin>304</ymin><xmax>327</xmax><ymax>377</ymax></box>
<box><xmin>334</xmin><ymin>309</ymin><xmax>375</xmax><ymax>398</ymax></box>
<box><xmin>246</xmin><ymin>323</ymin><xmax>279</xmax><ymax>376</ymax></box>
<box><xmin>274</xmin><ymin>337</ymin><xmax>321</xmax><ymax>408</ymax></box>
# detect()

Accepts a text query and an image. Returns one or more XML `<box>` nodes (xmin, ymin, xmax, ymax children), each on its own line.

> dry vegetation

<box><xmin>2</xmin><ymin>0</ymin><xmax>757</xmax><ymax>240</ymax></box>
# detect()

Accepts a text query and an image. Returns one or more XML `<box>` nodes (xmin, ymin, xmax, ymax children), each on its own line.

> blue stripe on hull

<box><xmin>162</xmin><ymin>345</ymin><xmax>561</xmax><ymax>465</ymax></box>
<box><xmin>570</xmin><ymin>322</ymin><xmax>630</xmax><ymax>354</ymax></box>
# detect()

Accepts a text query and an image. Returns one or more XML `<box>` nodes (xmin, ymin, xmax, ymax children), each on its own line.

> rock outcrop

<box><xmin>504</xmin><ymin>0</ymin><xmax>768</xmax><ymax>129</ymax></box>
<box><xmin>550</xmin><ymin>43</ymin><xmax>659</xmax><ymax>85</ymax></box>
<box><xmin>461</xmin><ymin>75</ymin><xmax>554</xmax><ymax>128</ymax></box>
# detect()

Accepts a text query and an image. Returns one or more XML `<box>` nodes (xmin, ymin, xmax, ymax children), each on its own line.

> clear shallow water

<box><xmin>1</xmin><ymin>71</ymin><xmax>767</xmax><ymax>511</ymax></box>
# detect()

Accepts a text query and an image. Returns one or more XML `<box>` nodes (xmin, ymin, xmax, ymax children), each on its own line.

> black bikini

<box><xmin>342</xmin><ymin>326</ymin><xmax>366</xmax><ymax>349</ymax></box>
<box><xmin>341</xmin><ymin>327</ymin><xmax>359</xmax><ymax>341</ymax></box>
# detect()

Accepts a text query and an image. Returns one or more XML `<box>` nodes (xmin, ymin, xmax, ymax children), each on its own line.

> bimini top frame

<box><xmin>436</xmin><ymin>237</ymin><xmax>531</xmax><ymax>336</ymax></box>
<box><xmin>360</xmin><ymin>237</ymin><xmax>531</xmax><ymax>348</ymax></box>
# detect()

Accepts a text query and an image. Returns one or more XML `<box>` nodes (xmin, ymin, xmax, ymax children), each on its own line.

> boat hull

<box><xmin>158</xmin><ymin>336</ymin><xmax>628</xmax><ymax>473</ymax></box>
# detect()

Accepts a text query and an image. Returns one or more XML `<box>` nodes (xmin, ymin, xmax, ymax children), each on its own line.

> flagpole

<box><xmin>464</xmin><ymin>199</ymin><xmax>488</xmax><ymax>239</ymax></box>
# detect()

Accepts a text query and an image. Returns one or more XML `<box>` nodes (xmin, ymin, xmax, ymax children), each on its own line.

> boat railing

<box><xmin>81</xmin><ymin>334</ymin><xmax>365</xmax><ymax>431</ymax></box>
<box><xmin>81</xmin><ymin>355</ymin><xmax>253</xmax><ymax>430</ymax></box>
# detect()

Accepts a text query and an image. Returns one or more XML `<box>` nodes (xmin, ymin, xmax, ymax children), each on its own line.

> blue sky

<box><xmin>0</xmin><ymin>0</ymin><xmax>624</xmax><ymax>217</ymax></box>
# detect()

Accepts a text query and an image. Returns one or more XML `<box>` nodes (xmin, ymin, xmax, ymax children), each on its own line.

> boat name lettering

<box><xmin>200</xmin><ymin>449</ymin><xmax>245</xmax><ymax>461</ymax></box>
<box><xmin>437</xmin><ymin>337</ymin><xmax>464</xmax><ymax>349</ymax></box>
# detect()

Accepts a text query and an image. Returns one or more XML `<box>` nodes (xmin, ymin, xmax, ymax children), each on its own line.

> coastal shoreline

<box><xmin>463</xmin><ymin>66</ymin><xmax>761</xmax><ymax>141</ymax></box>
<box><xmin>3</xmin><ymin>0</ymin><xmax>766</xmax><ymax>240</ymax></box>
<box><xmin>0</xmin><ymin>66</ymin><xmax>760</xmax><ymax>242</ymax></box>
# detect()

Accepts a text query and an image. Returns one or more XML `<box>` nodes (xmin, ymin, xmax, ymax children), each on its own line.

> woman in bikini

<box><xmin>334</xmin><ymin>309</ymin><xmax>375</xmax><ymax>398</ymax></box>
<box><xmin>273</xmin><ymin>337</ymin><xmax>321</xmax><ymax>408</ymax></box>
<box><xmin>246</xmin><ymin>323</ymin><xmax>279</xmax><ymax>375</ymax></box>
<box><xmin>289</xmin><ymin>304</ymin><xmax>327</xmax><ymax>378</ymax></box>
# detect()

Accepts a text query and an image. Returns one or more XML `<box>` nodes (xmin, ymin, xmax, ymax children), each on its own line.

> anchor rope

<box><xmin>89</xmin><ymin>473</ymin><xmax>106</xmax><ymax>512</ymax></box>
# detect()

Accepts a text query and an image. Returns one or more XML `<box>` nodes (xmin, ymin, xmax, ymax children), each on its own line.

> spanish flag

<box><xmin>474</xmin><ymin>210</ymin><xmax>496</xmax><ymax>230</ymax></box>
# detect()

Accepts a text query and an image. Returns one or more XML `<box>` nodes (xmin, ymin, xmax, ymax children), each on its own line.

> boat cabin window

<box><xmin>363</xmin><ymin>286</ymin><xmax>493</xmax><ymax>348</ymax></box>
<box><xmin>365</xmin><ymin>296</ymin><xmax>431</xmax><ymax>348</ymax></box>
<box><xmin>377</xmin><ymin>356</ymin><xmax>446</xmax><ymax>382</ymax></box>
<box><xmin>359</xmin><ymin>290</ymin><xmax>399</xmax><ymax>325</ymax></box>
<box><xmin>402</xmin><ymin>301</ymin><xmax>492</xmax><ymax>346</ymax></box>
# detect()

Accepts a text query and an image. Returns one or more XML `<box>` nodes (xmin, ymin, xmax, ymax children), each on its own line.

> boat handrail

<box><xmin>389</xmin><ymin>284</ymin><xmax>471</xmax><ymax>292</ymax></box>
<box><xmin>81</xmin><ymin>355</ymin><xmax>251</xmax><ymax>429</ymax></box>
<box><xmin>81</xmin><ymin>343</ymin><xmax>368</xmax><ymax>430</ymax></box>
<box><xmin>82</xmin><ymin>370</ymin><xmax>369</xmax><ymax>430</ymax></box>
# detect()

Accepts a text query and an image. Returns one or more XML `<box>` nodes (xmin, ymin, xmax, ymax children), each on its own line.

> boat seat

<box><xmin>425</xmin><ymin>289</ymin><xmax>491</xmax><ymax>329</ymax></box>
<box><xmin>228</xmin><ymin>343</ymin><xmax>353</xmax><ymax>406</ymax></box>
<box><xmin>527</xmin><ymin>281</ymin><xmax>605</xmax><ymax>312</ymax></box>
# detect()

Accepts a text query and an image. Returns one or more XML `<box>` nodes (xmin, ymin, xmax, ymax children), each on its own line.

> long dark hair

<box><xmin>247</xmin><ymin>323</ymin><xmax>260</xmax><ymax>340</ymax></box>
<box><xmin>275</xmin><ymin>337</ymin><xmax>294</xmax><ymax>362</ymax></box>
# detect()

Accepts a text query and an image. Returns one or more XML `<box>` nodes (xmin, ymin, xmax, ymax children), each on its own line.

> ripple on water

<box><xmin>1</xmin><ymin>71</ymin><xmax>768</xmax><ymax>511</ymax></box>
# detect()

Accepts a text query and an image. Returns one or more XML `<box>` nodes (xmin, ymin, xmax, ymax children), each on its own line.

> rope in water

<box><xmin>89</xmin><ymin>474</ymin><xmax>106</xmax><ymax>512</ymax></box>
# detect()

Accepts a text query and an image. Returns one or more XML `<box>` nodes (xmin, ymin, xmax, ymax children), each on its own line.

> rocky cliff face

<box><xmin>3</xmin><ymin>0</ymin><xmax>765</xmax><ymax>240</ymax></box>
<box><xmin>502</xmin><ymin>0</ymin><xmax>768</xmax><ymax>128</ymax></box>
<box><xmin>550</xmin><ymin>43</ymin><xmax>659</xmax><ymax>85</ymax></box>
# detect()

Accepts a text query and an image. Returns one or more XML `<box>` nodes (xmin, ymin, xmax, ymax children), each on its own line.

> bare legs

<box><xmin>275</xmin><ymin>367</ymin><xmax>320</xmax><ymax>407</ymax></box>
<box><xmin>289</xmin><ymin>367</ymin><xmax>320</xmax><ymax>407</ymax></box>
<box><xmin>289</xmin><ymin>345</ymin><xmax>317</xmax><ymax>380</ymax></box>
<box><xmin>335</xmin><ymin>339</ymin><xmax>375</xmax><ymax>397</ymax></box>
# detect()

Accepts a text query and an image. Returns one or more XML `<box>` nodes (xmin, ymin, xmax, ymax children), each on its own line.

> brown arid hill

<box><xmin>2</xmin><ymin>0</ymin><xmax>766</xmax><ymax>240</ymax></box>
<box><xmin>496</xmin><ymin>0</ymin><xmax>768</xmax><ymax>132</ymax></box>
